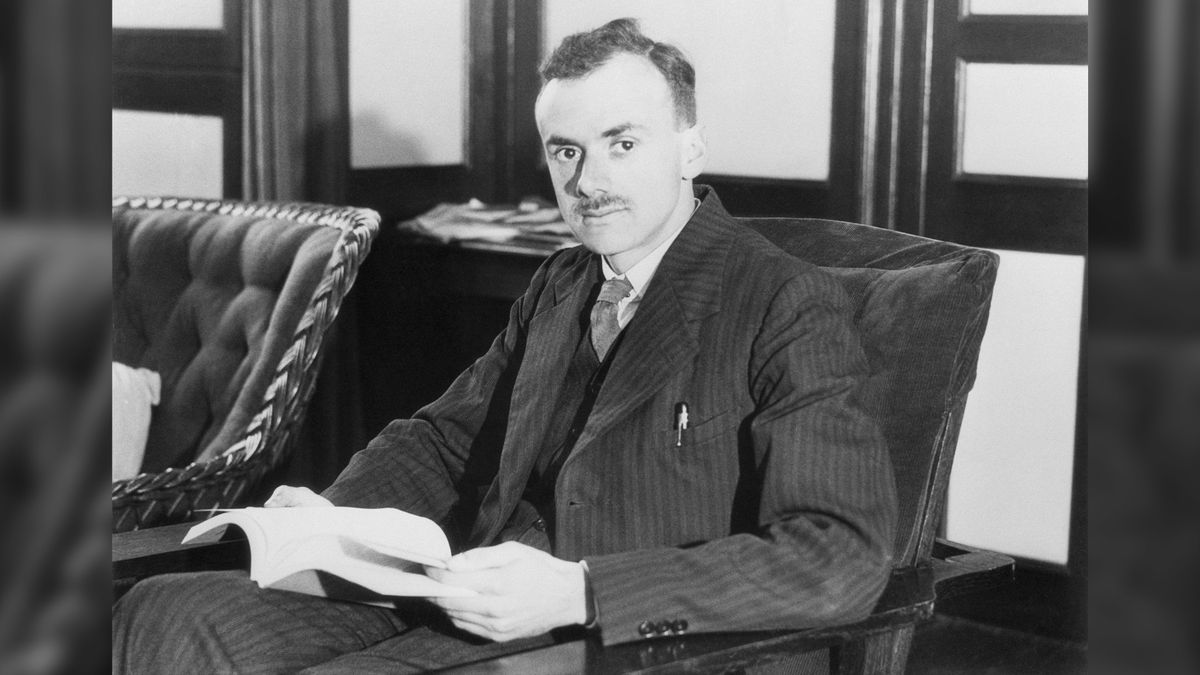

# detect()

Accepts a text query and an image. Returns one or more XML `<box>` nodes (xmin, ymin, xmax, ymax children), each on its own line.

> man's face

<box><xmin>535</xmin><ymin>54</ymin><xmax>705</xmax><ymax>273</ymax></box>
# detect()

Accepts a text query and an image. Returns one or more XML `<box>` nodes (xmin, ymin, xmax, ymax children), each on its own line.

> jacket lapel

<box><xmin>467</xmin><ymin>253</ymin><xmax>595</xmax><ymax>545</ymax></box>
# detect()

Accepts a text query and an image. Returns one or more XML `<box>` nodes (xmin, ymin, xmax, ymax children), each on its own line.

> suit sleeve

<box><xmin>320</xmin><ymin>254</ymin><xmax>560</xmax><ymax>527</ymax></box>
<box><xmin>584</xmin><ymin>270</ymin><xmax>898</xmax><ymax>645</ymax></box>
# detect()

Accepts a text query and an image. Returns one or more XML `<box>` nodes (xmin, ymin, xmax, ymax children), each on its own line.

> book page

<box><xmin>183</xmin><ymin>507</ymin><xmax>467</xmax><ymax>599</ymax></box>
<box><xmin>185</xmin><ymin>507</ymin><xmax>451</xmax><ymax>563</ymax></box>
<box><xmin>265</xmin><ymin>535</ymin><xmax>474</xmax><ymax>598</ymax></box>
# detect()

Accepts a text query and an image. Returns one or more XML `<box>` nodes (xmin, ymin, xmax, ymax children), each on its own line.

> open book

<box><xmin>183</xmin><ymin>507</ymin><xmax>475</xmax><ymax>604</ymax></box>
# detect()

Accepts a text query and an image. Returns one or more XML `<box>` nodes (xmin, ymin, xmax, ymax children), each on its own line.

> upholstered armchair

<box><xmin>112</xmin><ymin>215</ymin><xmax>1009</xmax><ymax>674</ymax></box>
<box><xmin>111</xmin><ymin>197</ymin><xmax>378</xmax><ymax>533</ymax></box>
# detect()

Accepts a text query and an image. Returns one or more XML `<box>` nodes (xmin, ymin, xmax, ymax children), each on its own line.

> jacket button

<box><xmin>532</xmin><ymin>518</ymin><xmax>546</xmax><ymax>532</ymax></box>
<box><xmin>672</xmin><ymin>619</ymin><xmax>688</xmax><ymax>634</ymax></box>
<box><xmin>655</xmin><ymin>621</ymin><xmax>673</xmax><ymax>635</ymax></box>
<box><xmin>637</xmin><ymin>620</ymin><xmax>655</xmax><ymax>637</ymax></box>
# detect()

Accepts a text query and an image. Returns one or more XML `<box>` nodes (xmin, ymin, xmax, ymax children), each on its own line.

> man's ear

<box><xmin>680</xmin><ymin>124</ymin><xmax>708</xmax><ymax>181</ymax></box>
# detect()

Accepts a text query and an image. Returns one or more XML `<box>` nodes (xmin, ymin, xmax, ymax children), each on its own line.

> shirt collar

<box><xmin>600</xmin><ymin>198</ymin><xmax>701</xmax><ymax>297</ymax></box>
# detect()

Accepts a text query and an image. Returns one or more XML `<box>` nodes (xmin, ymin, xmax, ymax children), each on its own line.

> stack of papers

<box><xmin>400</xmin><ymin>198</ymin><xmax>579</xmax><ymax>251</ymax></box>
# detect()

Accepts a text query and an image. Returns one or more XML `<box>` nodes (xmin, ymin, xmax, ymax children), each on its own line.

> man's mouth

<box><xmin>580</xmin><ymin>206</ymin><xmax>624</xmax><ymax>218</ymax></box>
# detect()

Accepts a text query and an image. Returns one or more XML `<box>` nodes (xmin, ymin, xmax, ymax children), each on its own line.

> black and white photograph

<box><xmin>3</xmin><ymin>0</ymin><xmax>1197</xmax><ymax>673</ymax></box>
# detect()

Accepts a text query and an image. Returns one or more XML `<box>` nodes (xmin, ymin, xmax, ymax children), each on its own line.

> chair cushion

<box><xmin>112</xmin><ymin>362</ymin><xmax>160</xmax><ymax>481</ymax></box>
<box><xmin>745</xmin><ymin>218</ymin><xmax>997</xmax><ymax>564</ymax></box>
<box><xmin>113</xmin><ymin>208</ymin><xmax>340</xmax><ymax>472</ymax></box>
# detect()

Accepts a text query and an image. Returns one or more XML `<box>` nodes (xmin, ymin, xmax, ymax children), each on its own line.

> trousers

<box><xmin>111</xmin><ymin>570</ymin><xmax>554</xmax><ymax>674</ymax></box>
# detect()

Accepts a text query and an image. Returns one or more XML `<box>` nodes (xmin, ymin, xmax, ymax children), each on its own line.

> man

<box><xmin>113</xmin><ymin>18</ymin><xmax>897</xmax><ymax>672</ymax></box>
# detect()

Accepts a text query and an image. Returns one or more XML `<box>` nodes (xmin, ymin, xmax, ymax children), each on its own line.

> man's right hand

<box><xmin>263</xmin><ymin>485</ymin><xmax>332</xmax><ymax>508</ymax></box>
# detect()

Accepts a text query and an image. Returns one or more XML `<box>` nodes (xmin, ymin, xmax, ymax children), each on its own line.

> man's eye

<box><xmin>613</xmin><ymin>140</ymin><xmax>635</xmax><ymax>154</ymax></box>
<box><xmin>552</xmin><ymin>147</ymin><xmax>579</xmax><ymax>162</ymax></box>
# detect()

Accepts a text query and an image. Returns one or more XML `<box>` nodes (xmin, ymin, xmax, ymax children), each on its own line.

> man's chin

<box><xmin>578</xmin><ymin>241</ymin><xmax>624</xmax><ymax>258</ymax></box>
<box><xmin>570</xmin><ymin>216</ymin><xmax>621</xmax><ymax>245</ymax></box>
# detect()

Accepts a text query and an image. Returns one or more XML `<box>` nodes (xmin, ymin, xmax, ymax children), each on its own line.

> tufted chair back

<box><xmin>112</xmin><ymin>197</ymin><xmax>378</xmax><ymax>531</ymax></box>
<box><xmin>745</xmin><ymin>218</ymin><xmax>998</xmax><ymax>567</ymax></box>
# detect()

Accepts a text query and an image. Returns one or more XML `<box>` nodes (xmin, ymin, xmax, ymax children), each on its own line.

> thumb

<box><xmin>445</xmin><ymin>541</ymin><xmax>529</xmax><ymax>571</ymax></box>
<box><xmin>263</xmin><ymin>485</ymin><xmax>331</xmax><ymax>508</ymax></box>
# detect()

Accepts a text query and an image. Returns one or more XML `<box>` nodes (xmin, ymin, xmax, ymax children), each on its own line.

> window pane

<box><xmin>947</xmin><ymin>250</ymin><xmax>1084</xmax><ymax>565</ymax></box>
<box><xmin>112</xmin><ymin>0</ymin><xmax>224</xmax><ymax>29</ymax></box>
<box><xmin>967</xmin><ymin>0</ymin><xmax>1087</xmax><ymax>16</ymax></box>
<box><xmin>112</xmin><ymin>110</ymin><xmax>224</xmax><ymax>198</ymax></box>
<box><xmin>959</xmin><ymin>63</ymin><xmax>1088</xmax><ymax>180</ymax></box>
<box><xmin>544</xmin><ymin>0</ymin><xmax>836</xmax><ymax>181</ymax></box>
<box><xmin>350</xmin><ymin>0</ymin><xmax>468</xmax><ymax>168</ymax></box>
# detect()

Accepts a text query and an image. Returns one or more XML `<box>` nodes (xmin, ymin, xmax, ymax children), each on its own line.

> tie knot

<box><xmin>597</xmin><ymin>277</ymin><xmax>634</xmax><ymax>305</ymax></box>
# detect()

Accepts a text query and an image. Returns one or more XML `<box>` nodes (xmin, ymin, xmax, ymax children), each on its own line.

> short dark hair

<box><xmin>540</xmin><ymin>18</ymin><xmax>697</xmax><ymax>127</ymax></box>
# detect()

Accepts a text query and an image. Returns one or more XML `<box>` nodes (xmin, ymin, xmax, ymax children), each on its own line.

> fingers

<box><xmin>444</xmin><ymin>541</ymin><xmax>531</xmax><ymax>571</ymax></box>
<box><xmin>425</xmin><ymin>546</ymin><xmax>587</xmax><ymax>640</ymax></box>
<box><xmin>444</xmin><ymin>612</ymin><xmax>523</xmax><ymax>641</ymax></box>
<box><xmin>429</xmin><ymin>542</ymin><xmax>539</xmax><ymax>594</ymax></box>
<box><xmin>263</xmin><ymin>485</ymin><xmax>332</xmax><ymax>508</ymax></box>
<box><xmin>431</xmin><ymin>599</ymin><xmax>532</xmax><ymax>642</ymax></box>
<box><xmin>426</xmin><ymin>567</ymin><xmax>505</xmax><ymax>595</ymax></box>
<box><xmin>428</xmin><ymin>595</ymin><xmax>503</xmax><ymax>638</ymax></box>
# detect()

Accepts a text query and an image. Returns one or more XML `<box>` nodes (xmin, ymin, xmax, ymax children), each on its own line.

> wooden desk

<box><xmin>354</xmin><ymin>233</ymin><xmax>557</xmax><ymax>440</ymax></box>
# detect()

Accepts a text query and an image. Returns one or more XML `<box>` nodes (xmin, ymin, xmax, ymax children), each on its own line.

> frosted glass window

<box><xmin>112</xmin><ymin>0</ymin><xmax>224</xmax><ymax>29</ymax></box>
<box><xmin>947</xmin><ymin>250</ymin><xmax>1084</xmax><ymax>564</ymax></box>
<box><xmin>967</xmin><ymin>0</ymin><xmax>1087</xmax><ymax>16</ymax></box>
<box><xmin>112</xmin><ymin>110</ymin><xmax>224</xmax><ymax>199</ymax></box>
<box><xmin>544</xmin><ymin>0</ymin><xmax>836</xmax><ymax>181</ymax></box>
<box><xmin>350</xmin><ymin>0</ymin><xmax>468</xmax><ymax>168</ymax></box>
<box><xmin>959</xmin><ymin>63</ymin><xmax>1088</xmax><ymax>180</ymax></box>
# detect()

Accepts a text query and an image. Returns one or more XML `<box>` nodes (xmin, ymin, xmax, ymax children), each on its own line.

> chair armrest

<box><xmin>443</xmin><ymin>549</ymin><xmax>1014</xmax><ymax>673</ymax></box>
<box><xmin>112</xmin><ymin>522</ymin><xmax>248</xmax><ymax>599</ymax></box>
<box><xmin>930</xmin><ymin>537</ymin><xmax>1015</xmax><ymax>601</ymax></box>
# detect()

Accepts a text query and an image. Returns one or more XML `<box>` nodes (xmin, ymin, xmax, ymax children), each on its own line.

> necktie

<box><xmin>590</xmin><ymin>277</ymin><xmax>634</xmax><ymax>361</ymax></box>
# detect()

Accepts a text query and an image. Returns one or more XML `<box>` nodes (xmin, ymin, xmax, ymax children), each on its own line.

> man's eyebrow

<box><xmin>544</xmin><ymin>124</ymin><xmax>646</xmax><ymax>148</ymax></box>
<box><xmin>601</xmin><ymin>123</ymin><xmax>645</xmax><ymax>138</ymax></box>
<box><xmin>544</xmin><ymin>134</ymin><xmax>575</xmax><ymax>147</ymax></box>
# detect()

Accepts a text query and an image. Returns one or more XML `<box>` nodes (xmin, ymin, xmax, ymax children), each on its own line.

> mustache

<box><xmin>572</xmin><ymin>195</ymin><xmax>629</xmax><ymax>215</ymax></box>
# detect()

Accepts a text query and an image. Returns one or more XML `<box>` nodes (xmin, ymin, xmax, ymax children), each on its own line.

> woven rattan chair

<box><xmin>111</xmin><ymin>197</ymin><xmax>378</xmax><ymax>532</ymax></box>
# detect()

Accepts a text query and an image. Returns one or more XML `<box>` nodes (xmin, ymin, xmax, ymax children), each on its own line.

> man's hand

<box><xmin>263</xmin><ymin>485</ymin><xmax>332</xmax><ymax>508</ymax></box>
<box><xmin>425</xmin><ymin>541</ymin><xmax>588</xmax><ymax>641</ymax></box>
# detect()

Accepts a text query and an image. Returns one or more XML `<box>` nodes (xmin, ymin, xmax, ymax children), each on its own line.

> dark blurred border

<box><xmin>0</xmin><ymin>1</ymin><xmax>110</xmax><ymax>674</ymax></box>
<box><xmin>1092</xmin><ymin>1</ymin><xmax>1200</xmax><ymax>672</ymax></box>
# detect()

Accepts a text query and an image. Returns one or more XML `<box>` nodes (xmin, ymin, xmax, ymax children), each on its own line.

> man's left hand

<box><xmin>425</xmin><ymin>541</ymin><xmax>588</xmax><ymax>641</ymax></box>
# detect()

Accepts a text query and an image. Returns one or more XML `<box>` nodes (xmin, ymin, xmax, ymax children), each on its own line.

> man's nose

<box><xmin>573</xmin><ymin>154</ymin><xmax>609</xmax><ymax>198</ymax></box>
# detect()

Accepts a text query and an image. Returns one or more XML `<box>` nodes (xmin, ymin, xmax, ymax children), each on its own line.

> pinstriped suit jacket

<box><xmin>324</xmin><ymin>186</ymin><xmax>898</xmax><ymax>646</ymax></box>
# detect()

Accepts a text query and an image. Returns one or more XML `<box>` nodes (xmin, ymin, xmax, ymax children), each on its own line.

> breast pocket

<box><xmin>660</xmin><ymin>407</ymin><xmax>739</xmax><ymax>449</ymax></box>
